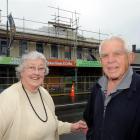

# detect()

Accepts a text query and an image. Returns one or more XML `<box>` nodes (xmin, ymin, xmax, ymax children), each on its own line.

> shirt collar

<box><xmin>98</xmin><ymin>67</ymin><xmax>133</xmax><ymax>92</ymax></box>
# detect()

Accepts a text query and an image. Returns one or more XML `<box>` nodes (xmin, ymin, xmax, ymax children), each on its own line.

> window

<box><xmin>51</xmin><ymin>44</ymin><xmax>58</xmax><ymax>58</ymax></box>
<box><xmin>36</xmin><ymin>42</ymin><xmax>44</xmax><ymax>53</ymax></box>
<box><xmin>19</xmin><ymin>40</ymin><xmax>28</xmax><ymax>56</ymax></box>
<box><xmin>0</xmin><ymin>39</ymin><xmax>7</xmax><ymax>55</ymax></box>
<box><xmin>87</xmin><ymin>48</ymin><xmax>97</xmax><ymax>61</ymax></box>
<box><xmin>77</xmin><ymin>47</ymin><xmax>82</xmax><ymax>59</ymax></box>
<box><xmin>65</xmin><ymin>46</ymin><xmax>71</xmax><ymax>60</ymax></box>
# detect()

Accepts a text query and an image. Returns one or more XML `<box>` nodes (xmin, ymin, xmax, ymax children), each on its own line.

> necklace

<box><xmin>22</xmin><ymin>84</ymin><xmax>48</xmax><ymax>122</ymax></box>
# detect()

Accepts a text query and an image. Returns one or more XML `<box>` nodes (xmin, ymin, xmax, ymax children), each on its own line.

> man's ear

<box><xmin>98</xmin><ymin>56</ymin><xmax>102</xmax><ymax>64</ymax></box>
<box><xmin>129</xmin><ymin>52</ymin><xmax>135</xmax><ymax>64</ymax></box>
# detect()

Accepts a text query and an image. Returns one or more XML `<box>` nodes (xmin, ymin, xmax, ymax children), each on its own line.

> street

<box><xmin>53</xmin><ymin>94</ymin><xmax>88</xmax><ymax>140</ymax></box>
<box><xmin>60</xmin><ymin>132</ymin><xmax>86</xmax><ymax>140</ymax></box>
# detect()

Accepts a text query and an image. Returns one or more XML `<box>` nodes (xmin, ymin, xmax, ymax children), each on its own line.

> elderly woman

<box><xmin>0</xmin><ymin>51</ymin><xmax>87</xmax><ymax>140</ymax></box>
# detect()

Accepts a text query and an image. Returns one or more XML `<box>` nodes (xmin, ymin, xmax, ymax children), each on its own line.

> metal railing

<box><xmin>0</xmin><ymin>15</ymin><xmax>109</xmax><ymax>43</ymax></box>
<box><xmin>0</xmin><ymin>76</ymin><xmax>99</xmax><ymax>94</ymax></box>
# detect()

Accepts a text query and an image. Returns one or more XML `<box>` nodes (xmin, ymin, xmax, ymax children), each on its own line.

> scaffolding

<box><xmin>47</xmin><ymin>6</ymin><xmax>79</xmax><ymax>58</ymax></box>
<box><xmin>47</xmin><ymin>6</ymin><xmax>80</xmax><ymax>91</ymax></box>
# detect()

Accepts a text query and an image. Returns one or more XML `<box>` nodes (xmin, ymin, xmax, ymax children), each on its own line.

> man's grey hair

<box><xmin>15</xmin><ymin>51</ymin><xmax>49</xmax><ymax>78</ymax></box>
<box><xmin>99</xmin><ymin>36</ymin><xmax>132</xmax><ymax>56</ymax></box>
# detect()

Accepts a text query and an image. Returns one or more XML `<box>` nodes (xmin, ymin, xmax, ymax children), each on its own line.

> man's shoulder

<box><xmin>92</xmin><ymin>82</ymin><xmax>101</xmax><ymax>90</ymax></box>
<box><xmin>133</xmin><ymin>72</ymin><xmax>140</xmax><ymax>81</ymax></box>
<box><xmin>131</xmin><ymin>72</ymin><xmax>140</xmax><ymax>91</ymax></box>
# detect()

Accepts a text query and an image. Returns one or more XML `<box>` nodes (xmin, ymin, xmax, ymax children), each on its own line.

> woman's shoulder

<box><xmin>39</xmin><ymin>86</ymin><xmax>55</xmax><ymax>111</ymax></box>
<box><xmin>0</xmin><ymin>82</ymin><xmax>20</xmax><ymax>117</ymax></box>
<box><xmin>39</xmin><ymin>86</ymin><xmax>54</xmax><ymax>103</ymax></box>
<box><xmin>39</xmin><ymin>86</ymin><xmax>52</xmax><ymax>98</ymax></box>
<box><xmin>0</xmin><ymin>82</ymin><xmax>21</xmax><ymax>103</ymax></box>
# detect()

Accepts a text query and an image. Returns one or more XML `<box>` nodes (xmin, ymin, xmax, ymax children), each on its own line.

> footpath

<box><xmin>52</xmin><ymin>94</ymin><xmax>89</xmax><ymax>122</ymax></box>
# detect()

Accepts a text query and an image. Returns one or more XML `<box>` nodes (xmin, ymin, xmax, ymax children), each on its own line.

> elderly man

<box><xmin>84</xmin><ymin>36</ymin><xmax>140</xmax><ymax>140</ymax></box>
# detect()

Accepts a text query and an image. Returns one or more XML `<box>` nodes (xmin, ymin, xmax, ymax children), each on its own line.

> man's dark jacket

<box><xmin>83</xmin><ymin>72</ymin><xmax>140</xmax><ymax>140</ymax></box>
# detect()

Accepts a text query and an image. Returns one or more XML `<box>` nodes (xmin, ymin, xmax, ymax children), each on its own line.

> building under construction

<box><xmin>0</xmin><ymin>7</ymin><xmax>105</xmax><ymax>95</ymax></box>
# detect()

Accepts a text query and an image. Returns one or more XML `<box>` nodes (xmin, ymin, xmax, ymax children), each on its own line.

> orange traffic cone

<box><xmin>70</xmin><ymin>83</ymin><xmax>75</xmax><ymax>103</ymax></box>
<box><xmin>70</xmin><ymin>83</ymin><xmax>75</xmax><ymax>97</ymax></box>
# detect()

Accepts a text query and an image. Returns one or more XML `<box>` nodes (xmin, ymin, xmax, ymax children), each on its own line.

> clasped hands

<box><xmin>71</xmin><ymin>120</ymin><xmax>88</xmax><ymax>134</ymax></box>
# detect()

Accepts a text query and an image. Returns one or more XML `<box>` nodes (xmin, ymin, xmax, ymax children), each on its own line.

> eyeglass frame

<box><xmin>24</xmin><ymin>65</ymin><xmax>46</xmax><ymax>73</ymax></box>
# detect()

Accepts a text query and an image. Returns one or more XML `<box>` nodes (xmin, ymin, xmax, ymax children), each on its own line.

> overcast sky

<box><xmin>1</xmin><ymin>0</ymin><xmax>140</xmax><ymax>49</ymax></box>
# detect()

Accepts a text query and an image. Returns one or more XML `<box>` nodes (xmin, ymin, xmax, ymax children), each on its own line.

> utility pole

<box><xmin>6</xmin><ymin>0</ymin><xmax>9</xmax><ymax>56</ymax></box>
<box><xmin>0</xmin><ymin>10</ymin><xmax>2</xmax><ymax>23</ymax></box>
<box><xmin>74</xmin><ymin>11</ymin><xmax>79</xmax><ymax>93</ymax></box>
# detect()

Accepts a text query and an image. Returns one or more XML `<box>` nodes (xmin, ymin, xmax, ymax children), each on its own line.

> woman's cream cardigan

<box><xmin>0</xmin><ymin>82</ymin><xmax>71</xmax><ymax>140</ymax></box>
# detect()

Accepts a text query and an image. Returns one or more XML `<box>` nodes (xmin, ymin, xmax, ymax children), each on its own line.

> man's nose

<box><xmin>107</xmin><ymin>54</ymin><xmax>116</xmax><ymax>63</ymax></box>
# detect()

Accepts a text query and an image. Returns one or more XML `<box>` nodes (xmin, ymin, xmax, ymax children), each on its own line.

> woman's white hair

<box><xmin>99</xmin><ymin>36</ymin><xmax>132</xmax><ymax>56</ymax></box>
<box><xmin>15</xmin><ymin>51</ymin><xmax>49</xmax><ymax>79</ymax></box>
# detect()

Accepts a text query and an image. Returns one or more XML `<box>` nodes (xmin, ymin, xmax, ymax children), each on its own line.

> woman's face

<box><xmin>20</xmin><ymin>59</ymin><xmax>46</xmax><ymax>91</ymax></box>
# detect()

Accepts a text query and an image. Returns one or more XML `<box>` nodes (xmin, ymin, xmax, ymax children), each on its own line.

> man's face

<box><xmin>100</xmin><ymin>40</ymin><xmax>134</xmax><ymax>81</ymax></box>
<box><xmin>20</xmin><ymin>59</ymin><xmax>46</xmax><ymax>90</ymax></box>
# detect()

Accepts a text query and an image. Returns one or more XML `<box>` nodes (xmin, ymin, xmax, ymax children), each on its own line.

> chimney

<box><xmin>132</xmin><ymin>44</ymin><xmax>136</xmax><ymax>52</ymax></box>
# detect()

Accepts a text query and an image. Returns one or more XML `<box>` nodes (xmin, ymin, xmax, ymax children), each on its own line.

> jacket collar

<box><xmin>97</xmin><ymin>68</ymin><xmax>139</xmax><ymax>99</ymax></box>
<box><xmin>98</xmin><ymin>67</ymin><xmax>133</xmax><ymax>93</ymax></box>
